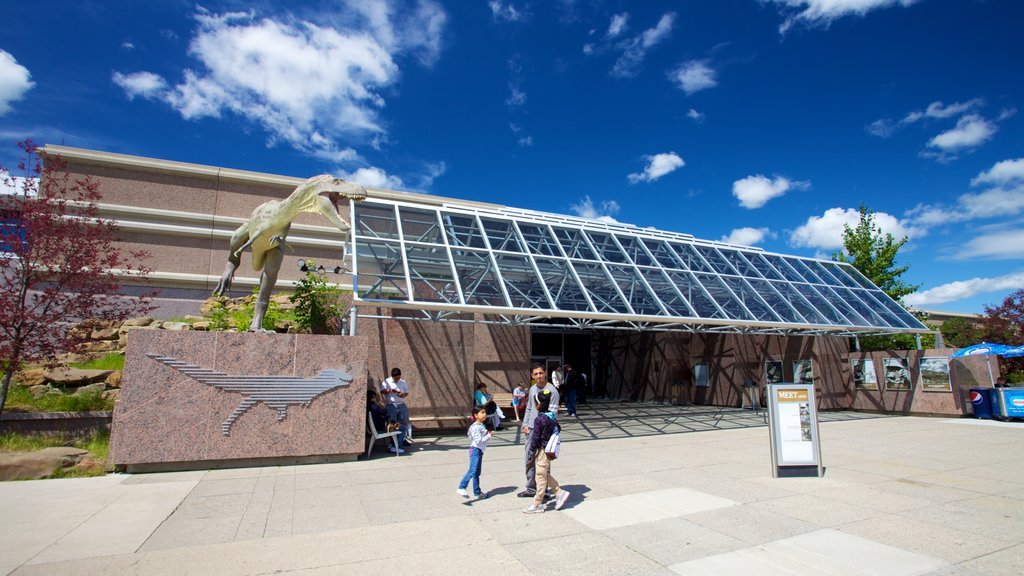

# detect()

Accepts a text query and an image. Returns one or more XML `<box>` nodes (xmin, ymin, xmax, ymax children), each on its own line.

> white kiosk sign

<box><xmin>767</xmin><ymin>383</ymin><xmax>823</xmax><ymax>478</ymax></box>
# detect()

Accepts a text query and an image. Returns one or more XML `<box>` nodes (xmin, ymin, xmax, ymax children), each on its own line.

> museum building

<box><xmin>37</xmin><ymin>145</ymin><xmax>995</xmax><ymax>459</ymax></box>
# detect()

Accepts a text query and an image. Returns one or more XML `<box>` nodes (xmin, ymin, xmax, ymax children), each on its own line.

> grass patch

<box><xmin>5</xmin><ymin>384</ymin><xmax>113</xmax><ymax>412</ymax></box>
<box><xmin>69</xmin><ymin>352</ymin><xmax>125</xmax><ymax>371</ymax></box>
<box><xmin>0</xmin><ymin>431</ymin><xmax>111</xmax><ymax>478</ymax></box>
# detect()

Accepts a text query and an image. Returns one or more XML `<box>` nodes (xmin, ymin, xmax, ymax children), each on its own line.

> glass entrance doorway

<box><xmin>530</xmin><ymin>330</ymin><xmax>595</xmax><ymax>398</ymax></box>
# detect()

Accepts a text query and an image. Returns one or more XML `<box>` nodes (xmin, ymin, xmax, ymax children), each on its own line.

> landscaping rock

<box><xmin>15</xmin><ymin>368</ymin><xmax>46</xmax><ymax>387</ymax></box>
<box><xmin>122</xmin><ymin>316</ymin><xmax>155</xmax><ymax>327</ymax></box>
<box><xmin>0</xmin><ymin>447</ymin><xmax>89</xmax><ymax>481</ymax></box>
<box><xmin>90</xmin><ymin>327</ymin><xmax>120</xmax><ymax>340</ymax></box>
<box><xmin>76</xmin><ymin>340</ymin><xmax>119</xmax><ymax>353</ymax></box>
<box><xmin>73</xmin><ymin>383</ymin><xmax>107</xmax><ymax>396</ymax></box>
<box><xmin>191</xmin><ymin>321</ymin><xmax>211</xmax><ymax>331</ymax></box>
<box><xmin>161</xmin><ymin>322</ymin><xmax>191</xmax><ymax>331</ymax></box>
<box><xmin>45</xmin><ymin>368</ymin><xmax>114</xmax><ymax>386</ymax></box>
<box><xmin>102</xmin><ymin>388</ymin><xmax>121</xmax><ymax>403</ymax></box>
<box><xmin>105</xmin><ymin>371</ymin><xmax>123</xmax><ymax>387</ymax></box>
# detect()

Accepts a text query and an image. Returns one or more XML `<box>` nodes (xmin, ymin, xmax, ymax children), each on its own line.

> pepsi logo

<box><xmin>970</xmin><ymin>391</ymin><xmax>983</xmax><ymax>404</ymax></box>
<box><xmin>1012</xmin><ymin>398</ymin><xmax>1024</xmax><ymax>407</ymax></box>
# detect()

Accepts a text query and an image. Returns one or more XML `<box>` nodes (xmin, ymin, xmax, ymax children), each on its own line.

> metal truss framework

<box><xmin>349</xmin><ymin>199</ymin><xmax>929</xmax><ymax>337</ymax></box>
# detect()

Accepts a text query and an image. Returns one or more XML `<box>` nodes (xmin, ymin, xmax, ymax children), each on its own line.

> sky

<box><xmin>0</xmin><ymin>0</ymin><xmax>1022</xmax><ymax>314</ymax></box>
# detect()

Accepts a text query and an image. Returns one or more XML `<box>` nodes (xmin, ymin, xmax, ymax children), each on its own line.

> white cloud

<box><xmin>627</xmin><ymin>152</ymin><xmax>684</xmax><ymax>183</ymax></box>
<box><xmin>489</xmin><ymin>1</ymin><xmax>526</xmax><ymax>22</ymax></box>
<box><xmin>607</xmin><ymin>13</ymin><xmax>628</xmax><ymax>38</ymax></box>
<box><xmin>0</xmin><ymin>50</ymin><xmax>34</xmax><ymax>115</ymax></box>
<box><xmin>768</xmin><ymin>0</ymin><xmax>922</xmax><ymax>34</ymax></box>
<box><xmin>610</xmin><ymin>12</ymin><xmax>675</xmax><ymax>78</ymax></box>
<box><xmin>951</xmin><ymin>228</ymin><xmax>1024</xmax><ymax>261</ymax></box>
<box><xmin>903</xmin><ymin>99</ymin><xmax>981</xmax><ymax>123</ymax></box>
<box><xmin>669</xmin><ymin>60</ymin><xmax>717</xmax><ymax>95</ymax></box>
<box><xmin>790</xmin><ymin>207</ymin><xmax>921</xmax><ymax>250</ymax></box>
<box><xmin>721</xmin><ymin>227</ymin><xmax>772</xmax><ymax>246</ymax></box>
<box><xmin>926</xmin><ymin>113</ymin><xmax>996</xmax><ymax>152</ymax></box>
<box><xmin>570</xmin><ymin>195</ymin><xmax>620</xmax><ymax>224</ymax></box>
<box><xmin>687</xmin><ymin>108</ymin><xmax>704</xmax><ymax>122</ymax></box>
<box><xmin>971</xmin><ymin>158</ymin><xmax>1024</xmax><ymax>187</ymax></box>
<box><xmin>905</xmin><ymin>271</ymin><xmax>1024</xmax><ymax>306</ymax></box>
<box><xmin>732</xmin><ymin>174</ymin><xmax>807</xmax><ymax>209</ymax></box>
<box><xmin>112</xmin><ymin>71</ymin><xmax>168</xmax><ymax>100</ymax></box>
<box><xmin>505</xmin><ymin>57</ymin><xmax>526</xmax><ymax>107</ymax></box>
<box><xmin>112</xmin><ymin>4</ymin><xmax>446</xmax><ymax>163</ymax></box>
<box><xmin>338</xmin><ymin>166</ymin><xmax>403</xmax><ymax>189</ymax></box>
<box><xmin>866</xmin><ymin>118</ymin><xmax>896</xmax><ymax>138</ymax></box>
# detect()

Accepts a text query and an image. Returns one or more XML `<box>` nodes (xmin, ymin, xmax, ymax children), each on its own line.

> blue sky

<box><xmin>1</xmin><ymin>0</ymin><xmax>1022</xmax><ymax>314</ymax></box>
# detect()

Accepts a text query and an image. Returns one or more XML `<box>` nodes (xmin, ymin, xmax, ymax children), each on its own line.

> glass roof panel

<box><xmin>480</xmin><ymin>217</ymin><xmax>524</xmax><ymax>253</ymax></box>
<box><xmin>534</xmin><ymin>257</ymin><xmax>591</xmax><ymax>312</ymax></box>
<box><xmin>786</xmin><ymin>258</ymin><xmax>826</xmax><ymax>284</ymax></box>
<box><xmin>516</xmin><ymin>222</ymin><xmax>561</xmax><ymax>256</ymax></box>
<box><xmin>831</xmin><ymin>286</ymin><xmax>891</xmax><ymax>327</ymax></box>
<box><xmin>665</xmin><ymin>271</ymin><xmax>725</xmax><ymax>319</ymax></box>
<box><xmin>869</xmin><ymin>290</ymin><xmax>924</xmax><ymax>329</ymax></box>
<box><xmin>770</xmin><ymin>281</ymin><xmax>826</xmax><ymax>324</ymax></box>
<box><xmin>355</xmin><ymin>238</ymin><xmax>408</xmax><ymax>299</ymax></box>
<box><xmin>642</xmin><ymin>239</ymin><xmax>685</xmax><ymax>270</ymax></box>
<box><xmin>572</xmin><ymin>262</ymin><xmax>630</xmax><ymax>314</ymax></box>
<box><xmin>814</xmin><ymin>284</ymin><xmax>869</xmax><ymax>326</ymax></box>
<box><xmin>818</xmin><ymin>261</ymin><xmax>861</xmax><ymax>288</ymax></box>
<box><xmin>493</xmin><ymin>254</ymin><xmax>548</xmax><ymax>309</ymax></box>
<box><xmin>694</xmin><ymin>273</ymin><xmax>755</xmax><ymax>321</ymax></box>
<box><xmin>355</xmin><ymin>202</ymin><xmax>400</xmax><ymax>240</ymax></box>
<box><xmin>553</xmin><ymin>227</ymin><xmax>597</xmax><ymax>260</ymax></box>
<box><xmin>669</xmin><ymin>243</ymin><xmax>713</xmax><ymax>273</ymax></box>
<box><xmin>762</xmin><ymin>254</ymin><xmax>805</xmax><ymax>282</ymax></box>
<box><xmin>443</xmin><ymin>213</ymin><xmax>487</xmax><ymax>249</ymax></box>
<box><xmin>639</xmin><ymin>268</ymin><xmax>696</xmax><ymax>317</ymax></box>
<box><xmin>616</xmin><ymin>236</ymin><xmax>654</xmax><ymax>266</ymax></box>
<box><xmin>722</xmin><ymin>276</ymin><xmax>781</xmax><ymax>322</ymax></box>
<box><xmin>851</xmin><ymin>289</ymin><xmax>906</xmax><ymax>327</ymax></box>
<box><xmin>606</xmin><ymin>264</ymin><xmax>664</xmax><ymax>316</ymax></box>
<box><xmin>405</xmin><ymin>244</ymin><xmax>459</xmax><ymax>304</ymax></box>
<box><xmin>794</xmin><ymin>284</ymin><xmax>850</xmax><ymax>325</ymax></box>
<box><xmin>720</xmin><ymin>249</ymin><xmax>762</xmax><ymax>278</ymax></box>
<box><xmin>745</xmin><ymin>278</ymin><xmax>805</xmax><ymax>323</ymax></box>
<box><xmin>451</xmin><ymin>248</ymin><xmax>507</xmax><ymax>307</ymax></box>
<box><xmin>586</xmin><ymin>232</ymin><xmax>629</xmax><ymax>263</ymax></box>
<box><xmin>694</xmin><ymin>246</ymin><xmax>739</xmax><ymax>275</ymax></box>
<box><xmin>746</xmin><ymin>253</ymin><xmax>786</xmax><ymax>281</ymax></box>
<box><xmin>398</xmin><ymin>206</ymin><xmax>442</xmax><ymax>244</ymax></box>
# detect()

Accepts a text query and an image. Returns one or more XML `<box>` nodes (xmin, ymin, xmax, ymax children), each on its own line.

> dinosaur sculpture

<box><xmin>213</xmin><ymin>174</ymin><xmax>368</xmax><ymax>331</ymax></box>
<box><xmin>147</xmin><ymin>354</ymin><xmax>353</xmax><ymax>435</ymax></box>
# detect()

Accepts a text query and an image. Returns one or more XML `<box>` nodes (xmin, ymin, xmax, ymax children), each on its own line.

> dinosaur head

<box><xmin>299</xmin><ymin>174</ymin><xmax>368</xmax><ymax>232</ymax></box>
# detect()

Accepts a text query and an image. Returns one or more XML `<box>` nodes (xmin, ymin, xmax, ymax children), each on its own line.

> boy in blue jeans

<box><xmin>457</xmin><ymin>405</ymin><xmax>492</xmax><ymax>499</ymax></box>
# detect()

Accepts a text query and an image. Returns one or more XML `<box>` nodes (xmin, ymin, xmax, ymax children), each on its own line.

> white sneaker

<box><xmin>388</xmin><ymin>445</ymin><xmax>405</xmax><ymax>454</ymax></box>
<box><xmin>555</xmin><ymin>490</ymin><xmax>571</xmax><ymax>510</ymax></box>
<box><xmin>456</xmin><ymin>488</ymin><xmax>469</xmax><ymax>498</ymax></box>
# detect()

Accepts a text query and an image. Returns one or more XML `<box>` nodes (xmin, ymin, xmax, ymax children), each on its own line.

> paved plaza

<box><xmin>2</xmin><ymin>401</ymin><xmax>1024</xmax><ymax>575</ymax></box>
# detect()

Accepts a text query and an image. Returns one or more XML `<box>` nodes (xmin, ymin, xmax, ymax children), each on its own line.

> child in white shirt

<box><xmin>457</xmin><ymin>405</ymin><xmax>492</xmax><ymax>499</ymax></box>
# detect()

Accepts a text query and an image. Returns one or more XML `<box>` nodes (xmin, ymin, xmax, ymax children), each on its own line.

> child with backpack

<box><xmin>522</xmin><ymin>389</ymin><xmax>570</xmax><ymax>514</ymax></box>
<box><xmin>457</xmin><ymin>405</ymin><xmax>492</xmax><ymax>499</ymax></box>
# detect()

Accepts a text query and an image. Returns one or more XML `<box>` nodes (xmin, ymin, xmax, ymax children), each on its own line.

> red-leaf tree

<box><xmin>0</xmin><ymin>140</ymin><xmax>156</xmax><ymax>417</ymax></box>
<box><xmin>979</xmin><ymin>289</ymin><xmax>1024</xmax><ymax>380</ymax></box>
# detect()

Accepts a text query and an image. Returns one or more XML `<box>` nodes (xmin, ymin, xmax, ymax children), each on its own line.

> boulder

<box><xmin>0</xmin><ymin>447</ymin><xmax>89</xmax><ymax>481</ymax></box>
<box><xmin>102</xmin><ymin>388</ymin><xmax>121</xmax><ymax>403</ymax></box>
<box><xmin>90</xmin><ymin>327</ymin><xmax>120</xmax><ymax>340</ymax></box>
<box><xmin>105</xmin><ymin>371</ymin><xmax>123</xmax><ymax>387</ymax></box>
<box><xmin>45</xmin><ymin>368</ymin><xmax>114</xmax><ymax>387</ymax></box>
<box><xmin>191</xmin><ymin>321</ymin><xmax>211</xmax><ymax>331</ymax></box>
<box><xmin>73</xmin><ymin>383</ymin><xmax>107</xmax><ymax>396</ymax></box>
<box><xmin>160</xmin><ymin>322</ymin><xmax>191</xmax><ymax>331</ymax></box>
<box><xmin>15</xmin><ymin>368</ymin><xmax>47</xmax><ymax>387</ymax></box>
<box><xmin>28</xmin><ymin>384</ymin><xmax>54</xmax><ymax>399</ymax></box>
<box><xmin>76</xmin><ymin>340</ymin><xmax>119</xmax><ymax>354</ymax></box>
<box><xmin>121</xmin><ymin>316</ymin><xmax>155</xmax><ymax>327</ymax></box>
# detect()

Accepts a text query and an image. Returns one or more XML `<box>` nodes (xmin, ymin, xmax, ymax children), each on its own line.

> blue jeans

<box><xmin>459</xmin><ymin>447</ymin><xmax>484</xmax><ymax>495</ymax></box>
<box><xmin>565</xmin><ymin>388</ymin><xmax>577</xmax><ymax>415</ymax></box>
<box><xmin>385</xmin><ymin>403</ymin><xmax>409</xmax><ymax>445</ymax></box>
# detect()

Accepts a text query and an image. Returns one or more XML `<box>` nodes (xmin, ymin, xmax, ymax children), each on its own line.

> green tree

<box><xmin>832</xmin><ymin>205</ymin><xmax>920</xmax><ymax>303</ymax></box>
<box><xmin>938</xmin><ymin>317</ymin><xmax>981</xmax><ymax>348</ymax></box>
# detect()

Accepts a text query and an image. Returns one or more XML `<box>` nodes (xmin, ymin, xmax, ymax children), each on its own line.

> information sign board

<box><xmin>767</xmin><ymin>383</ymin><xmax>822</xmax><ymax>477</ymax></box>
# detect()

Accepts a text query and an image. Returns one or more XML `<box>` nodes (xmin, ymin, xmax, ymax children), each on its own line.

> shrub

<box><xmin>290</xmin><ymin>261</ymin><xmax>350</xmax><ymax>334</ymax></box>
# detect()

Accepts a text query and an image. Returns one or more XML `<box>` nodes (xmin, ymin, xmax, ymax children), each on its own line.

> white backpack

<box><xmin>544</xmin><ymin>428</ymin><xmax>561</xmax><ymax>460</ymax></box>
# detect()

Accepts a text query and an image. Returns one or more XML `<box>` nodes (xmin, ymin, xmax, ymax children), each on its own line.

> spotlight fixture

<box><xmin>297</xmin><ymin>259</ymin><xmax>309</xmax><ymax>272</ymax></box>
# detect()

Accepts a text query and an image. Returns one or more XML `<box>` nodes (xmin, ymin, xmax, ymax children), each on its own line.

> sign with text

<box><xmin>767</xmin><ymin>383</ymin><xmax>822</xmax><ymax>477</ymax></box>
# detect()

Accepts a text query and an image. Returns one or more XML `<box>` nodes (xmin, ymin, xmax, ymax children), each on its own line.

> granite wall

<box><xmin>110</xmin><ymin>330</ymin><xmax>367</xmax><ymax>471</ymax></box>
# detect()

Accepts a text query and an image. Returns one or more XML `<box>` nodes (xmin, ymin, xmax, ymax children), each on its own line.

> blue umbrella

<box><xmin>951</xmin><ymin>342</ymin><xmax>1017</xmax><ymax>385</ymax></box>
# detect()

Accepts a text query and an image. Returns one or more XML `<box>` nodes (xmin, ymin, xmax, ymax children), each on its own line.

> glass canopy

<box><xmin>349</xmin><ymin>199</ymin><xmax>928</xmax><ymax>336</ymax></box>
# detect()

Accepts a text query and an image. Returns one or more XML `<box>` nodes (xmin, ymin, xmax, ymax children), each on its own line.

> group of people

<box><xmin>459</xmin><ymin>362</ymin><xmax>571</xmax><ymax>514</ymax></box>
<box><xmin>365</xmin><ymin>363</ymin><xmax>574</xmax><ymax>513</ymax></box>
<box><xmin>551</xmin><ymin>363</ymin><xmax>584</xmax><ymax>416</ymax></box>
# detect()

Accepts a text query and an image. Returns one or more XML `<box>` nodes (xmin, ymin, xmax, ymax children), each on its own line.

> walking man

<box><xmin>518</xmin><ymin>362</ymin><xmax>560</xmax><ymax>498</ymax></box>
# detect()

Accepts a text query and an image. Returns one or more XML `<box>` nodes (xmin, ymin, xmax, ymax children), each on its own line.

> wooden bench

<box><xmin>366</xmin><ymin>412</ymin><xmax>401</xmax><ymax>458</ymax></box>
<box><xmin>490</xmin><ymin>392</ymin><xmax>519</xmax><ymax>421</ymax></box>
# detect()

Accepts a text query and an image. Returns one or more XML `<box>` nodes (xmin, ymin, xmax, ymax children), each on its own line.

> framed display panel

<box><xmin>883</xmin><ymin>358</ymin><xmax>912</xmax><ymax>390</ymax></box>
<box><xmin>851</xmin><ymin>359</ymin><xmax>878</xmax><ymax>390</ymax></box>
<box><xmin>767</xmin><ymin>383</ymin><xmax>822</xmax><ymax>477</ymax></box>
<box><xmin>919</xmin><ymin>357</ymin><xmax>952</xmax><ymax>392</ymax></box>
<box><xmin>765</xmin><ymin>361</ymin><xmax>784</xmax><ymax>385</ymax></box>
<box><xmin>694</xmin><ymin>362</ymin><xmax>709</xmax><ymax>387</ymax></box>
<box><xmin>792</xmin><ymin>359</ymin><xmax>814</xmax><ymax>384</ymax></box>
